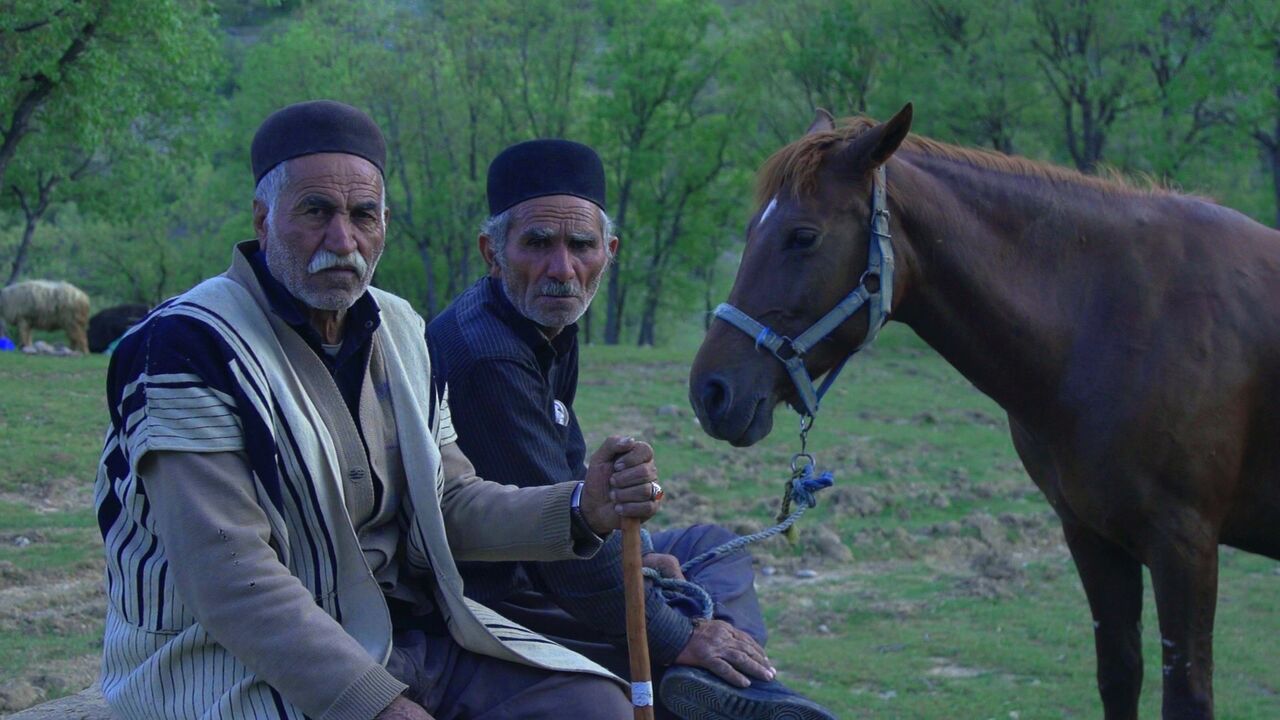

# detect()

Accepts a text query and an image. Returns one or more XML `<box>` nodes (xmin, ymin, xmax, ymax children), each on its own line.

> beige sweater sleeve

<box><xmin>141</xmin><ymin>450</ymin><xmax>406</xmax><ymax>720</ymax></box>
<box><xmin>437</xmin><ymin>440</ymin><xmax>605</xmax><ymax>562</ymax></box>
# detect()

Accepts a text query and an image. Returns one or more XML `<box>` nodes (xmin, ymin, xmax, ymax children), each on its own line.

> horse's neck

<box><xmin>889</xmin><ymin>156</ymin><xmax>1091</xmax><ymax>426</ymax></box>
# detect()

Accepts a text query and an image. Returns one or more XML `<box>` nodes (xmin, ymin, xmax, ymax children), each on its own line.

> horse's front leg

<box><xmin>1147</xmin><ymin>518</ymin><xmax>1219</xmax><ymax>720</ymax></box>
<box><xmin>1010</xmin><ymin>421</ymin><xmax>1145</xmax><ymax>719</ymax></box>
<box><xmin>1060</xmin><ymin>513</ymin><xmax>1146</xmax><ymax>720</ymax></box>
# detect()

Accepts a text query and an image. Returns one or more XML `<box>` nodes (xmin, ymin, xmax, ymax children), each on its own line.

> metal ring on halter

<box><xmin>790</xmin><ymin>453</ymin><xmax>815</xmax><ymax>475</ymax></box>
<box><xmin>649</xmin><ymin>482</ymin><xmax>664</xmax><ymax>501</ymax></box>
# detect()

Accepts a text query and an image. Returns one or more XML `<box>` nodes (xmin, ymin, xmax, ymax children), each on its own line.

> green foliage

<box><xmin>0</xmin><ymin>0</ymin><xmax>223</xmax><ymax>298</ymax></box>
<box><xmin>590</xmin><ymin>0</ymin><xmax>736</xmax><ymax>344</ymax></box>
<box><xmin>898</xmin><ymin>0</ymin><xmax>1042</xmax><ymax>154</ymax></box>
<box><xmin>1</xmin><ymin>0</ymin><xmax>1278</xmax><ymax>338</ymax></box>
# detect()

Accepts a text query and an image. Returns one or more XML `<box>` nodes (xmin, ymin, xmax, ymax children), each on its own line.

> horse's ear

<box><xmin>806</xmin><ymin>108</ymin><xmax>835</xmax><ymax>135</ymax></box>
<box><xmin>840</xmin><ymin>102</ymin><xmax>913</xmax><ymax>174</ymax></box>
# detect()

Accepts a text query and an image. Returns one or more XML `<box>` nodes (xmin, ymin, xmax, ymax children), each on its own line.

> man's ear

<box><xmin>478</xmin><ymin>234</ymin><xmax>501</xmax><ymax>278</ymax></box>
<box><xmin>606</xmin><ymin>235</ymin><xmax>619</xmax><ymax>259</ymax></box>
<box><xmin>253</xmin><ymin>199</ymin><xmax>269</xmax><ymax>245</ymax></box>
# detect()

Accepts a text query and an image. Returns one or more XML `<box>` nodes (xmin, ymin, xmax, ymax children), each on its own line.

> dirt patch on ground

<box><xmin>0</xmin><ymin>564</ymin><xmax>104</xmax><ymax>713</ymax></box>
<box><xmin>0</xmin><ymin>475</ymin><xmax>95</xmax><ymax>514</ymax></box>
<box><xmin>0</xmin><ymin>565</ymin><xmax>104</xmax><ymax>636</ymax></box>
<box><xmin>0</xmin><ymin>654</ymin><xmax>100</xmax><ymax>713</ymax></box>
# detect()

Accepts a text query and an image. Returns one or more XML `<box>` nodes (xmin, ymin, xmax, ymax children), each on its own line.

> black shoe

<box><xmin>659</xmin><ymin>666</ymin><xmax>838</xmax><ymax>720</ymax></box>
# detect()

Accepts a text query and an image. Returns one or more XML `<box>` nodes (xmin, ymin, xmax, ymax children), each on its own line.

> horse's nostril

<box><xmin>700</xmin><ymin>376</ymin><xmax>732</xmax><ymax>420</ymax></box>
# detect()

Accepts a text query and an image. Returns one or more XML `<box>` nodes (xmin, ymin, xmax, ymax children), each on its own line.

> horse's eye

<box><xmin>787</xmin><ymin>229</ymin><xmax>819</xmax><ymax>249</ymax></box>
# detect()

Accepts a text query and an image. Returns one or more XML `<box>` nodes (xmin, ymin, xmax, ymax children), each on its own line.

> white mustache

<box><xmin>540</xmin><ymin>280</ymin><xmax>583</xmax><ymax>298</ymax></box>
<box><xmin>308</xmin><ymin>249</ymin><xmax>368</xmax><ymax>276</ymax></box>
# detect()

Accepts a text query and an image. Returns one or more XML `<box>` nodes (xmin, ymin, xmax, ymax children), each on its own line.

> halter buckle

<box><xmin>760</xmin><ymin>334</ymin><xmax>798</xmax><ymax>361</ymax></box>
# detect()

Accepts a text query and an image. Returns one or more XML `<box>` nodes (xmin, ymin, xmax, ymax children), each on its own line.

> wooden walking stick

<box><xmin>622</xmin><ymin>515</ymin><xmax>655</xmax><ymax>720</ymax></box>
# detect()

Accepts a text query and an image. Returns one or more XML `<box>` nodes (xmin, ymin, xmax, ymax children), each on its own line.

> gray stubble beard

<box><xmin>497</xmin><ymin>254</ymin><xmax>609</xmax><ymax>331</ymax></box>
<box><xmin>263</xmin><ymin>224</ymin><xmax>381</xmax><ymax>312</ymax></box>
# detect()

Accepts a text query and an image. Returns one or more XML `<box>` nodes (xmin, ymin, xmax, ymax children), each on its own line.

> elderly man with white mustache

<box><xmin>93</xmin><ymin>101</ymin><xmax>667</xmax><ymax>720</ymax></box>
<box><xmin>426</xmin><ymin>140</ymin><xmax>836</xmax><ymax>720</ymax></box>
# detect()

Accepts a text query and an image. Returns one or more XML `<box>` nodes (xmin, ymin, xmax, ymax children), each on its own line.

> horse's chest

<box><xmin>1012</xmin><ymin>421</ymin><xmax>1147</xmax><ymax>542</ymax></box>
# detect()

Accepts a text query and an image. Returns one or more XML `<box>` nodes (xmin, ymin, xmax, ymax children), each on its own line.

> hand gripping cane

<box><xmin>622</xmin><ymin>516</ymin><xmax>655</xmax><ymax>719</ymax></box>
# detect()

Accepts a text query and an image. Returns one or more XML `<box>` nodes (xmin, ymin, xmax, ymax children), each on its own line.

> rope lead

<box><xmin>640</xmin><ymin>467</ymin><xmax>835</xmax><ymax>620</ymax></box>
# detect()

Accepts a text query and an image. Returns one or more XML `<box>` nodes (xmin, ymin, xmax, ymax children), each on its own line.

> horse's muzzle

<box><xmin>689</xmin><ymin>373</ymin><xmax>774</xmax><ymax>446</ymax></box>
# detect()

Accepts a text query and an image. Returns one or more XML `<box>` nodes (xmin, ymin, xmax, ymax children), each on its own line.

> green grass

<box><xmin>576</xmin><ymin>324</ymin><xmax>1280</xmax><ymax>718</ymax></box>
<box><xmin>1</xmin><ymin>325</ymin><xmax>1278</xmax><ymax>717</ymax></box>
<box><xmin>0</xmin><ymin>352</ymin><xmax>109</xmax><ymax>493</ymax></box>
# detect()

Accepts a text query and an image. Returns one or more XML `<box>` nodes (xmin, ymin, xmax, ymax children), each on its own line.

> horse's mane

<box><xmin>755</xmin><ymin>116</ymin><xmax>1173</xmax><ymax>206</ymax></box>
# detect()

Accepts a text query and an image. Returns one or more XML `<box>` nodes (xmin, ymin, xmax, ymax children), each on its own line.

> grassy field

<box><xmin>1</xmin><ymin>325</ymin><xmax>1277</xmax><ymax>717</ymax></box>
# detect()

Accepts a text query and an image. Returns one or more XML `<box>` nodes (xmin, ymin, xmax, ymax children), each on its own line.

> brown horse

<box><xmin>688</xmin><ymin>104</ymin><xmax>1280</xmax><ymax>719</ymax></box>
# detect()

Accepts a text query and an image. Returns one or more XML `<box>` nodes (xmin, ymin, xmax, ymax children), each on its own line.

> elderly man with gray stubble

<box><xmin>427</xmin><ymin>139</ymin><xmax>837</xmax><ymax>720</ymax></box>
<box><xmin>93</xmin><ymin>100</ymin><xmax>663</xmax><ymax>720</ymax></box>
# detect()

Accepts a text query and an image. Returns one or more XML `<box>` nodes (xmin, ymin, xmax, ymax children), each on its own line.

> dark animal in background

<box><xmin>88</xmin><ymin>303</ymin><xmax>150</xmax><ymax>353</ymax></box>
<box><xmin>689</xmin><ymin>105</ymin><xmax>1280</xmax><ymax>719</ymax></box>
<box><xmin>0</xmin><ymin>280</ymin><xmax>91</xmax><ymax>353</ymax></box>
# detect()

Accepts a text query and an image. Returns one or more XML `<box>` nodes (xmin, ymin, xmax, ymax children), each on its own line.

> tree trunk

<box><xmin>6</xmin><ymin>214</ymin><xmax>38</xmax><ymax>286</ymax></box>
<box><xmin>1270</xmin><ymin>131</ymin><xmax>1279</xmax><ymax>231</ymax></box>
<box><xmin>1272</xmin><ymin>68</ymin><xmax>1280</xmax><ymax>230</ymax></box>
<box><xmin>603</xmin><ymin>177</ymin><xmax>633</xmax><ymax>345</ymax></box>
<box><xmin>6</xmin><ymin>176</ymin><xmax>59</xmax><ymax>286</ymax></box>
<box><xmin>636</xmin><ymin>294</ymin><xmax>658</xmax><ymax>346</ymax></box>
<box><xmin>417</xmin><ymin>240</ymin><xmax>436</xmax><ymax>320</ymax></box>
<box><xmin>603</xmin><ymin>260</ymin><xmax>623</xmax><ymax>344</ymax></box>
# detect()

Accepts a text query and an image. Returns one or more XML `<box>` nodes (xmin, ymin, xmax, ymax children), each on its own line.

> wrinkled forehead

<box><xmin>508</xmin><ymin>194</ymin><xmax>605</xmax><ymax>235</ymax></box>
<box><xmin>282</xmin><ymin>152</ymin><xmax>384</xmax><ymax>199</ymax></box>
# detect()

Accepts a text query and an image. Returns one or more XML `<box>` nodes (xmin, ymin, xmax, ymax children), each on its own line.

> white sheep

<box><xmin>0</xmin><ymin>280</ymin><xmax>91</xmax><ymax>354</ymax></box>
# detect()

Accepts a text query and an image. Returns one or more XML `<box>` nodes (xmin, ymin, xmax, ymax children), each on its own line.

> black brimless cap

<box><xmin>486</xmin><ymin>139</ymin><xmax>606</xmax><ymax>215</ymax></box>
<box><xmin>251</xmin><ymin>100</ymin><xmax>386</xmax><ymax>183</ymax></box>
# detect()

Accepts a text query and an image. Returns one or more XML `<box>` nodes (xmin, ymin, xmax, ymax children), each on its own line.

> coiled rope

<box><xmin>640</xmin><ymin>466</ymin><xmax>834</xmax><ymax>620</ymax></box>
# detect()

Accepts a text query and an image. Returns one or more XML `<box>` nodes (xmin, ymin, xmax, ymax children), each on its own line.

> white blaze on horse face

<box><xmin>759</xmin><ymin>196</ymin><xmax>778</xmax><ymax>225</ymax></box>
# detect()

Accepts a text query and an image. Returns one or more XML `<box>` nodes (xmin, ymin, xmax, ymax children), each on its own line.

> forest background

<box><xmin>2</xmin><ymin>0</ymin><xmax>1279</xmax><ymax>345</ymax></box>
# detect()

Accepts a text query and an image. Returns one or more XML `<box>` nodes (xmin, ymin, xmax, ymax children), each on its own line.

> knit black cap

<box><xmin>487</xmin><ymin>139</ymin><xmax>606</xmax><ymax>215</ymax></box>
<box><xmin>251</xmin><ymin>100</ymin><xmax>386</xmax><ymax>184</ymax></box>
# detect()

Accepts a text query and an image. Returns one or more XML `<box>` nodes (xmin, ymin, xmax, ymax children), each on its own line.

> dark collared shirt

<box><xmin>246</xmin><ymin>245</ymin><xmax>381</xmax><ymax>420</ymax></box>
<box><xmin>427</xmin><ymin>276</ymin><xmax>693</xmax><ymax>664</ymax></box>
<box><xmin>427</xmin><ymin>277</ymin><xmax>585</xmax><ymax>598</ymax></box>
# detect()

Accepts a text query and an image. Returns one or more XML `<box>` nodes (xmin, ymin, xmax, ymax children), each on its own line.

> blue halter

<box><xmin>712</xmin><ymin>165</ymin><xmax>894</xmax><ymax>421</ymax></box>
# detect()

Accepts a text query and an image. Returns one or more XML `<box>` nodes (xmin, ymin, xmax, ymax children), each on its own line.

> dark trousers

<box><xmin>494</xmin><ymin>524</ymin><xmax>766</xmax><ymax>719</ymax></box>
<box><xmin>387</xmin><ymin>629</ymin><xmax>632</xmax><ymax>719</ymax></box>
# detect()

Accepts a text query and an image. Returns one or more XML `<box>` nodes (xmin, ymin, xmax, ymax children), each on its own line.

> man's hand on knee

<box><xmin>642</xmin><ymin>552</ymin><xmax>685</xmax><ymax>581</ymax></box>
<box><xmin>582</xmin><ymin>436</ymin><xmax>660</xmax><ymax>533</ymax></box>
<box><xmin>376</xmin><ymin>695</ymin><xmax>434</xmax><ymax>719</ymax></box>
<box><xmin>675</xmin><ymin>618</ymin><xmax>775</xmax><ymax>688</ymax></box>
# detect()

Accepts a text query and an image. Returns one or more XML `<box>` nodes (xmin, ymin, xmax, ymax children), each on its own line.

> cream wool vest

<box><xmin>95</xmin><ymin>247</ymin><xmax>616</xmax><ymax>719</ymax></box>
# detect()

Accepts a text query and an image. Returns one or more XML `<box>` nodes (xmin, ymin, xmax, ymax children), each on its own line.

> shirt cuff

<box><xmin>569</xmin><ymin>480</ymin><xmax>608</xmax><ymax>552</ymax></box>
<box><xmin>646</xmin><ymin>599</ymin><xmax>696</xmax><ymax>666</ymax></box>
<box><xmin>317</xmin><ymin>664</ymin><xmax>408</xmax><ymax>720</ymax></box>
